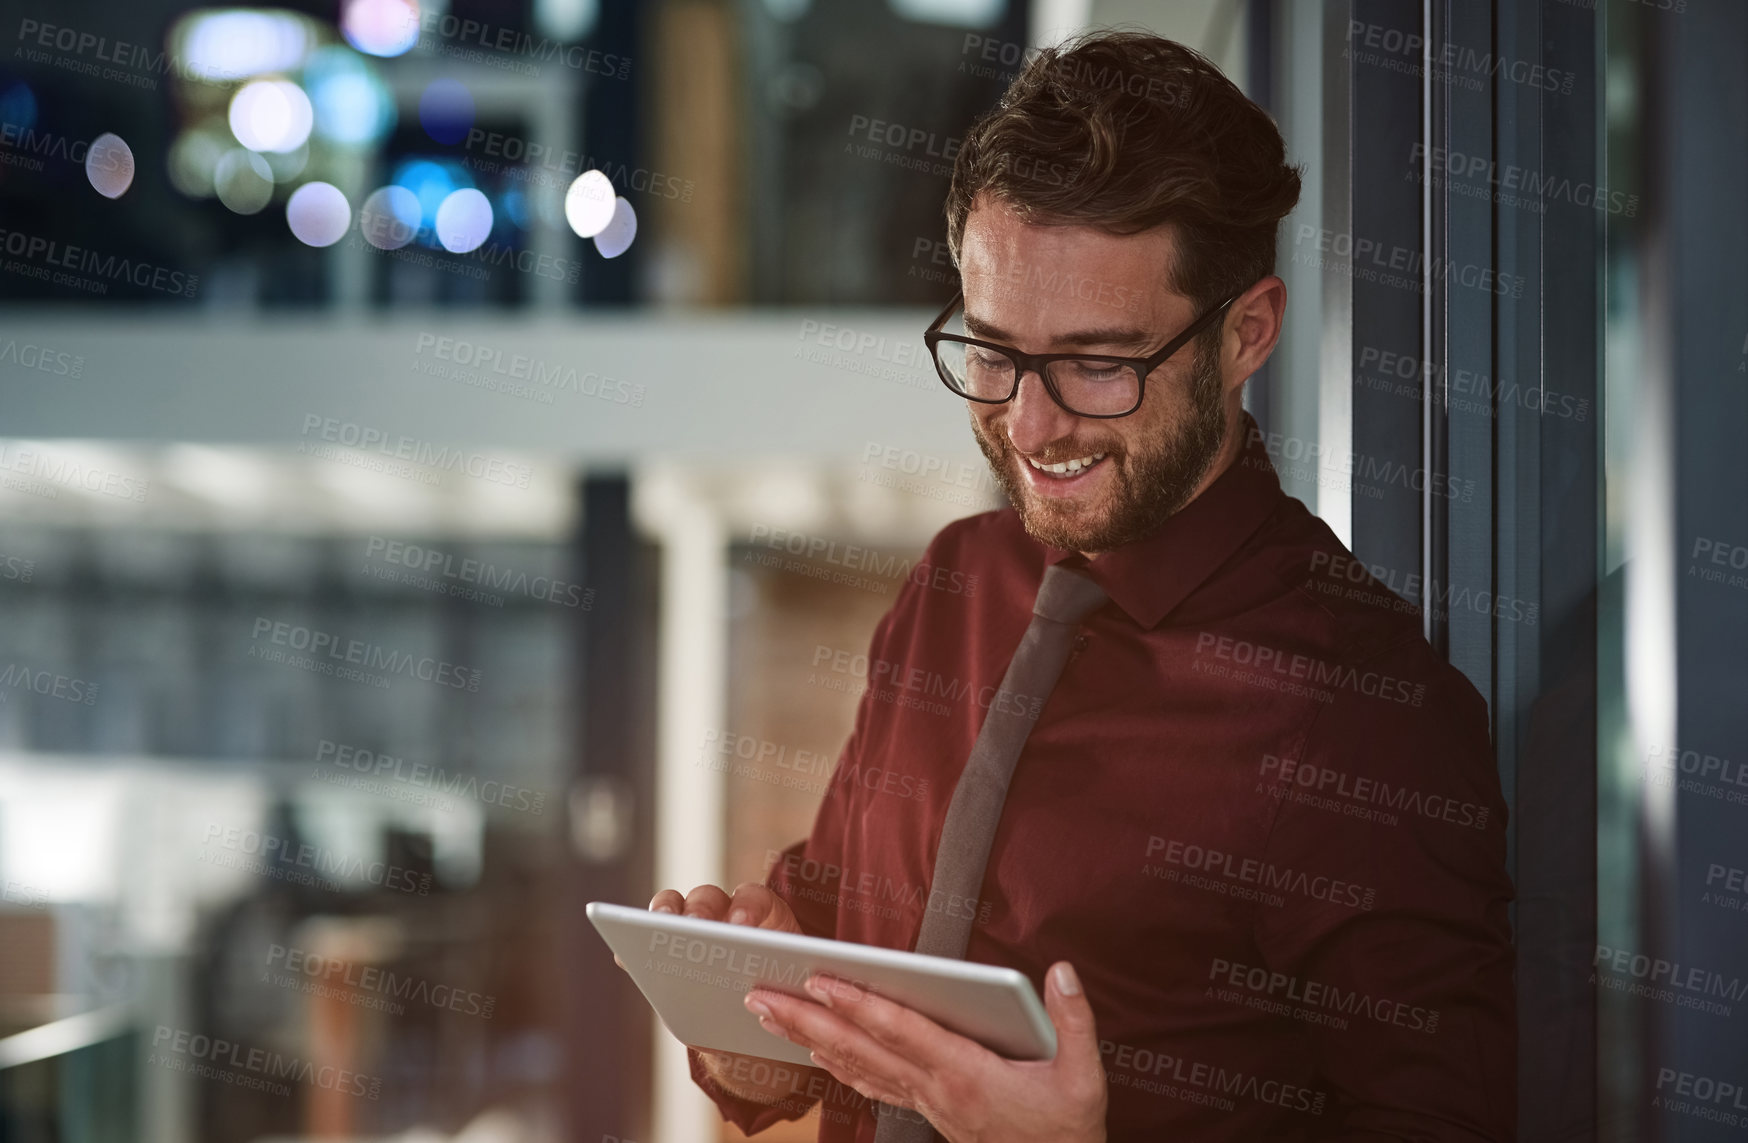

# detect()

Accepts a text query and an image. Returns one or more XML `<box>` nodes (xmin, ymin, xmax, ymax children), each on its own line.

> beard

<box><xmin>969</xmin><ymin>336</ymin><xmax>1228</xmax><ymax>554</ymax></box>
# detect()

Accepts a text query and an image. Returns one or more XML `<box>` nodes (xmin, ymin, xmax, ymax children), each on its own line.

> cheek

<box><xmin>1129</xmin><ymin>385</ymin><xmax>1184</xmax><ymax>437</ymax></box>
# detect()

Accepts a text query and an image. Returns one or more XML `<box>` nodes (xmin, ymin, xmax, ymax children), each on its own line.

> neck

<box><xmin>1079</xmin><ymin>405</ymin><xmax>1251</xmax><ymax>564</ymax></box>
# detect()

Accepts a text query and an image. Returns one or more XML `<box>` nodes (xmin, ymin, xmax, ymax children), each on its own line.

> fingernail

<box><xmin>727</xmin><ymin>908</ymin><xmax>749</xmax><ymax>925</ymax></box>
<box><xmin>804</xmin><ymin>976</ymin><xmax>833</xmax><ymax>1007</ymax></box>
<box><xmin>758</xmin><ymin>1015</ymin><xmax>787</xmax><ymax>1040</ymax></box>
<box><xmin>652</xmin><ymin>904</ymin><xmax>675</xmax><ymax>914</ymax></box>
<box><xmin>1052</xmin><ymin>962</ymin><xmax>1082</xmax><ymax>997</ymax></box>
<box><xmin>745</xmin><ymin>995</ymin><xmax>771</xmax><ymax>1018</ymax></box>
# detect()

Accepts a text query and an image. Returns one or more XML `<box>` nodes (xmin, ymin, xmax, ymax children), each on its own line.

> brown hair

<box><xmin>945</xmin><ymin>29</ymin><xmax>1303</xmax><ymax>321</ymax></box>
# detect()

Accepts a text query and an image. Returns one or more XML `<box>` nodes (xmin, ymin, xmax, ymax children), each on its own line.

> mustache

<box><xmin>979</xmin><ymin>418</ymin><xmax>1121</xmax><ymax>465</ymax></box>
<box><xmin>1000</xmin><ymin>439</ymin><xmax>1121</xmax><ymax>465</ymax></box>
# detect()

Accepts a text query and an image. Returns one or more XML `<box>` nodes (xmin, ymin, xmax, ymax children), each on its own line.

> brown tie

<box><xmin>871</xmin><ymin>561</ymin><xmax>1109</xmax><ymax>1143</ymax></box>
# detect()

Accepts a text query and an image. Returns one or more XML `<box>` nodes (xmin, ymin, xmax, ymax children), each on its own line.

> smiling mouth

<box><xmin>1024</xmin><ymin>451</ymin><xmax>1108</xmax><ymax>479</ymax></box>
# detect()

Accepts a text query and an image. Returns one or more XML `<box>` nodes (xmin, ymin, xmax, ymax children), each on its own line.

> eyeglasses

<box><xmin>921</xmin><ymin>288</ymin><xmax>1240</xmax><ymax>418</ymax></box>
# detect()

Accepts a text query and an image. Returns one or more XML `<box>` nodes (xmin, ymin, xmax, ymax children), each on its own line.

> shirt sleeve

<box><xmin>1251</xmin><ymin>645</ymin><xmax>1517</xmax><ymax>1141</ymax></box>
<box><xmin>686</xmin><ymin>604</ymin><xmax>899</xmax><ymax>1132</ymax></box>
<box><xmin>684</xmin><ymin>1044</ymin><xmax>826</xmax><ymax>1135</ymax></box>
<box><xmin>765</xmin><ymin>788</ymin><xmax>852</xmax><ymax>940</ymax></box>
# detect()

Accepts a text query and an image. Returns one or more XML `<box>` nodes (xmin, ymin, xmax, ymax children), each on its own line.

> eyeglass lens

<box><xmin>931</xmin><ymin>340</ymin><xmax>1140</xmax><ymax>416</ymax></box>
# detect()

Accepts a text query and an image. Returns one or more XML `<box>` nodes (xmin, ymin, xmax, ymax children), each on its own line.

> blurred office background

<box><xmin>0</xmin><ymin>0</ymin><xmax>1743</xmax><ymax>1141</ymax></box>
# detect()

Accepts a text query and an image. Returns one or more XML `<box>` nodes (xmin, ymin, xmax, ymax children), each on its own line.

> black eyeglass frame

<box><xmin>921</xmin><ymin>288</ymin><xmax>1242</xmax><ymax>418</ymax></box>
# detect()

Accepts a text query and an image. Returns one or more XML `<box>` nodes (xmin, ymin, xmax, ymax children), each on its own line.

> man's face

<box><xmin>958</xmin><ymin>196</ymin><xmax>1230</xmax><ymax>555</ymax></box>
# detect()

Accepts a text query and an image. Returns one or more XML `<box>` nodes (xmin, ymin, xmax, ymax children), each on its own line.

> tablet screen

<box><xmin>588</xmin><ymin>901</ymin><xmax>1057</xmax><ymax>1066</ymax></box>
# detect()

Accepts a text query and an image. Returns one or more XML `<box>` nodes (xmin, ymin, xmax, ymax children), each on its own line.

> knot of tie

<box><xmin>1032</xmin><ymin>562</ymin><xmax>1109</xmax><ymax>625</ymax></box>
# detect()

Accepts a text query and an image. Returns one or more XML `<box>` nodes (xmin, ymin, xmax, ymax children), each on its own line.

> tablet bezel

<box><xmin>588</xmin><ymin>900</ymin><xmax>1058</xmax><ymax>1067</ymax></box>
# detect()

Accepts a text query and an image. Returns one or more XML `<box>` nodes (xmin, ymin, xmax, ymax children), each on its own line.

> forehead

<box><xmin>957</xmin><ymin>196</ymin><xmax>1183</xmax><ymax>343</ymax></box>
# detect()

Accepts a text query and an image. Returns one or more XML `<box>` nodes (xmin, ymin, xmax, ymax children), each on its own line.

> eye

<box><xmin>1059</xmin><ymin>359</ymin><xmax>1125</xmax><ymax>382</ymax></box>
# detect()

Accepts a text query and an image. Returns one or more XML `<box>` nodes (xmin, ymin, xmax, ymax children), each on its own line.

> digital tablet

<box><xmin>587</xmin><ymin>901</ymin><xmax>1057</xmax><ymax>1068</ymax></box>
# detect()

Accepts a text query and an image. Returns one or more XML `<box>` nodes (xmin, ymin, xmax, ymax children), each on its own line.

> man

<box><xmin>635</xmin><ymin>29</ymin><xmax>1516</xmax><ymax>1142</ymax></box>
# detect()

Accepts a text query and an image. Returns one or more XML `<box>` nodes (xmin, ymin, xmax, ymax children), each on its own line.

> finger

<box><xmin>805</xmin><ymin>973</ymin><xmax>988</xmax><ymax>1074</ymax></box>
<box><xmin>751</xmin><ymin>985</ymin><xmax>934</xmax><ymax>1096</ymax></box>
<box><xmin>1044</xmin><ymin>962</ymin><xmax>1108</xmax><ymax>1099</ymax></box>
<box><xmin>808</xmin><ymin>1048</ymin><xmax>908</xmax><ymax>1108</ymax></box>
<box><xmin>648</xmin><ymin>889</ymin><xmax>685</xmax><ymax>914</ymax></box>
<box><xmin>723</xmin><ymin>882</ymin><xmax>774</xmax><ymax>926</ymax></box>
<box><xmin>681</xmin><ymin>884</ymin><xmax>732</xmax><ymax>920</ymax></box>
<box><xmin>613</xmin><ymin>953</ymin><xmax>625</xmax><ymax>970</ymax></box>
<box><xmin>1044</xmin><ymin>962</ymin><xmax>1099</xmax><ymax>1053</ymax></box>
<box><xmin>725</xmin><ymin>882</ymin><xmax>795</xmax><ymax>931</ymax></box>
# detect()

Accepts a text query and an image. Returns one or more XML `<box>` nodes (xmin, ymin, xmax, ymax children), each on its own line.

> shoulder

<box><xmin>1236</xmin><ymin>499</ymin><xmax>1443</xmax><ymax>665</ymax></box>
<box><xmin>1280</xmin><ymin>543</ymin><xmax>1495</xmax><ymax>807</ymax></box>
<box><xmin>1217</xmin><ymin>498</ymin><xmax>1492</xmax><ymax>750</ymax></box>
<box><xmin>1242</xmin><ymin>522</ymin><xmax>1508</xmax><ymax>892</ymax></box>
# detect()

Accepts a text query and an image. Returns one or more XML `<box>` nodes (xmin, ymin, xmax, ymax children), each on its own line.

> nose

<box><xmin>1003</xmin><ymin>367</ymin><xmax>1080</xmax><ymax>457</ymax></box>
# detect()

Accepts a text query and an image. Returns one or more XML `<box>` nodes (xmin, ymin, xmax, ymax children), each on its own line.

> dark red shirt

<box><xmin>690</xmin><ymin>413</ymin><xmax>1516</xmax><ymax>1141</ymax></box>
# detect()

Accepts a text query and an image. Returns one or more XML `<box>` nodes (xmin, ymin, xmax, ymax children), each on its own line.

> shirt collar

<box><xmin>1041</xmin><ymin>410</ymin><xmax>1284</xmax><ymax>629</ymax></box>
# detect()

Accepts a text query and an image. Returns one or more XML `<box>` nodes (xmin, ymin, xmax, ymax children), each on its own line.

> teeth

<box><xmin>1027</xmin><ymin>452</ymin><xmax>1105</xmax><ymax>475</ymax></box>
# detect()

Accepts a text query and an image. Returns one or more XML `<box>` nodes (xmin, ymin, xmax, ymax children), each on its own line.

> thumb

<box><xmin>1044</xmin><ymin>961</ymin><xmax>1101</xmax><ymax>1065</ymax></box>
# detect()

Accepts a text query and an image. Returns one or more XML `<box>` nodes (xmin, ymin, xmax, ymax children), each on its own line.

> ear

<box><xmin>1222</xmin><ymin>275</ymin><xmax>1288</xmax><ymax>395</ymax></box>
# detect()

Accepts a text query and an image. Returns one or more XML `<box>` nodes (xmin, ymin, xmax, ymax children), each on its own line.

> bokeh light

<box><xmin>593</xmin><ymin>196</ymin><xmax>637</xmax><ymax>258</ymax></box>
<box><xmin>306</xmin><ymin>46</ymin><xmax>396</xmax><ymax>147</ymax></box>
<box><xmin>341</xmin><ymin>0</ymin><xmax>422</xmax><ymax>58</ymax></box>
<box><xmin>262</xmin><ymin>142</ymin><xmax>309</xmax><ymax>183</ymax></box>
<box><xmin>760</xmin><ymin>0</ymin><xmax>812</xmax><ymax>20</ymax></box>
<box><xmin>0</xmin><ymin>82</ymin><xmax>36</xmax><ymax>133</ymax></box>
<box><xmin>435</xmin><ymin>188</ymin><xmax>493</xmax><ymax>253</ymax></box>
<box><xmin>214</xmin><ymin>149</ymin><xmax>274</xmax><ymax>214</ymax></box>
<box><xmin>419</xmin><ymin>79</ymin><xmax>475</xmax><ymax>145</ymax></box>
<box><xmin>392</xmin><ymin>158</ymin><xmax>454</xmax><ymax>223</ymax></box>
<box><xmin>84</xmin><ymin>133</ymin><xmax>135</xmax><ymax>199</ymax></box>
<box><xmin>500</xmin><ymin>186</ymin><xmax>530</xmax><ymax>230</ymax></box>
<box><xmin>359</xmin><ymin>185</ymin><xmax>422</xmax><ymax>249</ymax></box>
<box><xmin>176</xmin><ymin>10</ymin><xmax>316</xmax><ymax>82</ymax></box>
<box><xmin>391</xmin><ymin>158</ymin><xmax>476</xmax><ymax>247</ymax></box>
<box><xmin>563</xmin><ymin>170</ymin><xmax>616</xmax><ymax>238</ymax></box>
<box><xmin>229</xmin><ymin>79</ymin><xmax>314</xmax><ymax>153</ymax></box>
<box><xmin>534</xmin><ymin>0</ymin><xmax>599</xmax><ymax>41</ymax></box>
<box><xmin>167</xmin><ymin>129</ymin><xmax>229</xmax><ymax>198</ymax></box>
<box><xmin>887</xmin><ymin>0</ymin><xmax>1005</xmax><ymax>26</ymax></box>
<box><xmin>286</xmin><ymin>182</ymin><xmax>352</xmax><ymax>247</ymax></box>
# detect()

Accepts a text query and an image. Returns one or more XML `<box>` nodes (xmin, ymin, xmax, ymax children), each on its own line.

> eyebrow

<box><xmin>961</xmin><ymin>313</ymin><xmax>1156</xmax><ymax>353</ymax></box>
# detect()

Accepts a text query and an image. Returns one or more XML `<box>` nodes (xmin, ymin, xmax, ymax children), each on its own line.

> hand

<box><xmin>614</xmin><ymin>883</ymin><xmax>821</xmax><ymax>1106</ymax></box>
<box><xmin>745</xmin><ymin>960</ymin><xmax>1107</xmax><ymax>1143</ymax></box>
<box><xmin>612</xmin><ymin>882</ymin><xmax>805</xmax><ymax>971</ymax></box>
